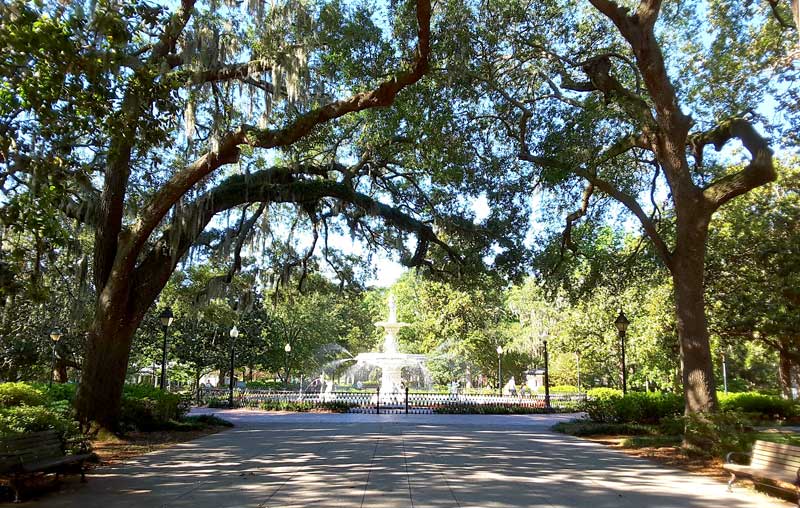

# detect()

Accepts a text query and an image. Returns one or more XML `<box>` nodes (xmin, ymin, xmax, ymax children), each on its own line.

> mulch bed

<box><xmin>91</xmin><ymin>426</ymin><xmax>228</xmax><ymax>466</ymax></box>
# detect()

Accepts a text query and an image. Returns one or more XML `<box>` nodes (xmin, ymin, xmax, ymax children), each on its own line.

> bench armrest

<box><xmin>725</xmin><ymin>451</ymin><xmax>751</xmax><ymax>465</ymax></box>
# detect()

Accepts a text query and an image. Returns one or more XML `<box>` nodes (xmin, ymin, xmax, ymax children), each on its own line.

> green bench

<box><xmin>724</xmin><ymin>439</ymin><xmax>800</xmax><ymax>506</ymax></box>
<box><xmin>0</xmin><ymin>430</ymin><xmax>95</xmax><ymax>503</ymax></box>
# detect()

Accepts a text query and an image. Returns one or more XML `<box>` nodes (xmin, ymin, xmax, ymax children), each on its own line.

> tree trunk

<box><xmin>55</xmin><ymin>360</ymin><xmax>68</xmax><ymax>383</ymax></box>
<box><xmin>779</xmin><ymin>346</ymin><xmax>794</xmax><ymax>399</ymax></box>
<box><xmin>672</xmin><ymin>213</ymin><xmax>718</xmax><ymax>414</ymax></box>
<box><xmin>75</xmin><ymin>300</ymin><xmax>139</xmax><ymax>431</ymax></box>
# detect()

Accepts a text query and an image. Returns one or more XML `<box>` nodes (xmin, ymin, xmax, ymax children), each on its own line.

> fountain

<box><xmin>353</xmin><ymin>294</ymin><xmax>429</xmax><ymax>397</ymax></box>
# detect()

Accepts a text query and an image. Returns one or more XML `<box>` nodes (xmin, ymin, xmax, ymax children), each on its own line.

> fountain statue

<box><xmin>353</xmin><ymin>294</ymin><xmax>428</xmax><ymax>398</ymax></box>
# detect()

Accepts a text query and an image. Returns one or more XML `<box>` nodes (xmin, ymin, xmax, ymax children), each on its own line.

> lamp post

<box><xmin>543</xmin><ymin>339</ymin><xmax>551</xmax><ymax>411</ymax></box>
<box><xmin>229</xmin><ymin>326</ymin><xmax>239</xmax><ymax>408</ymax></box>
<box><xmin>49</xmin><ymin>329</ymin><xmax>62</xmax><ymax>387</ymax></box>
<box><xmin>284</xmin><ymin>342</ymin><xmax>292</xmax><ymax>389</ymax></box>
<box><xmin>615</xmin><ymin>310</ymin><xmax>630</xmax><ymax>395</ymax></box>
<box><xmin>496</xmin><ymin>345</ymin><xmax>503</xmax><ymax>396</ymax></box>
<box><xmin>159</xmin><ymin>307</ymin><xmax>174</xmax><ymax>390</ymax></box>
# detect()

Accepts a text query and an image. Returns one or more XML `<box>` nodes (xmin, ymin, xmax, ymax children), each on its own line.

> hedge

<box><xmin>582</xmin><ymin>391</ymin><xmax>683</xmax><ymax>424</ymax></box>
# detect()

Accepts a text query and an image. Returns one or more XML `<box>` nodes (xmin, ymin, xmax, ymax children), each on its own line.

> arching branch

<box><xmin>694</xmin><ymin>118</ymin><xmax>776</xmax><ymax>210</ymax></box>
<box><xmin>129</xmin><ymin>165</ymin><xmax>457</xmax><ymax>317</ymax></box>
<box><xmin>127</xmin><ymin>0</ymin><xmax>432</xmax><ymax>264</ymax></box>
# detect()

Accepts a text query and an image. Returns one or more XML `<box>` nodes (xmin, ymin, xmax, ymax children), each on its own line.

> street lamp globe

<box><xmin>230</xmin><ymin>326</ymin><xmax>239</xmax><ymax>339</ymax></box>
<box><xmin>49</xmin><ymin>329</ymin><xmax>63</xmax><ymax>342</ymax></box>
<box><xmin>496</xmin><ymin>345</ymin><xmax>503</xmax><ymax>355</ymax></box>
<box><xmin>159</xmin><ymin>307</ymin><xmax>174</xmax><ymax>328</ymax></box>
<box><xmin>614</xmin><ymin>311</ymin><xmax>630</xmax><ymax>333</ymax></box>
<box><xmin>284</xmin><ymin>343</ymin><xmax>292</xmax><ymax>353</ymax></box>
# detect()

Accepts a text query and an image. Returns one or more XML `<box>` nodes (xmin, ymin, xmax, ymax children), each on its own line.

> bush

<box><xmin>119</xmin><ymin>385</ymin><xmax>187</xmax><ymax>431</ymax></box>
<box><xmin>258</xmin><ymin>400</ymin><xmax>353</xmax><ymax>412</ymax></box>
<box><xmin>718</xmin><ymin>392</ymin><xmax>796</xmax><ymax>420</ymax></box>
<box><xmin>537</xmin><ymin>385</ymin><xmax>580</xmax><ymax>394</ymax></box>
<box><xmin>245</xmin><ymin>381</ymin><xmax>289</xmax><ymax>390</ymax></box>
<box><xmin>582</xmin><ymin>391</ymin><xmax>683</xmax><ymax>424</ymax></box>
<box><xmin>0</xmin><ymin>382</ymin><xmax>47</xmax><ymax>407</ymax></box>
<box><xmin>586</xmin><ymin>387</ymin><xmax>623</xmax><ymax>398</ymax></box>
<box><xmin>678</xmin><ymin>411</ymin><xmax>755</xmax><ymax>457</ymax></box>
<box><xmin>431</xmin><ymin>403</ymin><xmax>575</xmax><ymax>415</ymax></box>
<box><xmin>38</xmin><ymin>382</ymin><xmax>78</xmax><ymax>404</ymax></box>
<box><xmin>552</xmin><ymin>421</ymin><xmax>655</xmax><ymax>436</ymax></box>
<box><xmin>0</xmin><ymin>402</ymin><xmax>81</xmax><ymax>443</ymax></box>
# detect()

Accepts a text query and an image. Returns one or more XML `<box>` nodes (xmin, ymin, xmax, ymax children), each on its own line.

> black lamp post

<box><xmin>543</xmin><ymin>339</ymin><xmax>551</xmax><ymax>411</ymax></box>
<box><xmin>615</xmin><ymin>310</ymin><xmax>630</xmax><ymax>395</ymax></box>
<box><xmin>284</xmin><ymin>342</ymin><xmax>292</xmax><ymax>389</ymax></box>
<box><xmin>496</xmin><ymin>345</ymin><xmax>503</xmax><ymax>396</ymax></box>
<box><xmin>49</xmin><ymin>329</ymin><xmax>62</xmax><ymax>387</ymax></box>
<box><xmin>159</xmin><ymin>307</ymin><xmax>174</xmax><ymax>390</ymax></box>
<box><xmin>229</xmin><ymin>325</ymin><xmax>239</xmax><ymax>407</ymax></box>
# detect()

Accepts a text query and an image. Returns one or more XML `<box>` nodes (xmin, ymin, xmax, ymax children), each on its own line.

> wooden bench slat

<box><xmin>726</xmin><ymin>439</ymin><xmax>800</xmax><ymax>503</ymax></box>
<box><xmin>752</xmin><ymin>454</ymin><xmax>800</xmax><ymax>465</ymax></box>
<box><xmin>20</xmin><ymin>453</ymin><xmax>93</xmax><ymax>474</ymax></box>
<box><xmin>752</xmin><ymin>459</ymin><xmax>800</xmax><ymax>470</ymax></box>
<box><xmin>0</xmin><ymin>437</ymin><xmax>61</xmax><ymax>449</ymax></box>
<box><xmin>0</xmin><ymin>430</ymin><xmax>92</xmax><ymax>502</ymax></box>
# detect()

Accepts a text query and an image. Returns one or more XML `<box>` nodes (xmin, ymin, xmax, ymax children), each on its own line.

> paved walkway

<box><xmin>25</xmin><ymin>410</ymin><xmax>790</xmax><ymax>507</ymax></box>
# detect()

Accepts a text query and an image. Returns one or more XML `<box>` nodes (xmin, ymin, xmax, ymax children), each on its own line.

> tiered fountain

<box><xmin>353</xmin><ymin>294</ymin><xmax>428</xmax><ymax>398</ymax></box>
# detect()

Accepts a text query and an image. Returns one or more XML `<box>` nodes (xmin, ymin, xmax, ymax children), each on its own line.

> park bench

<box><xmin>0</xmin><ymin>430</ymin><xmax>94</xmax><ymax>503</ymax></box>
<box><xmin>724</xmin><ymin>439</ymin><xmax>800</xmax><ymax>506</ymax></box>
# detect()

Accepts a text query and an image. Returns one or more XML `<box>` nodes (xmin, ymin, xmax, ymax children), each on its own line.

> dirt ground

<box><xmin>91</xmin><ymin>426</ymin><xmax>228</xmax><ymax>465</ymax></box>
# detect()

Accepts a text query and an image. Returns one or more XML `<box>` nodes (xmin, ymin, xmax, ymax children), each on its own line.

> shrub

<box><xmin>586</xmin><ymin>387</ymin><xmax>623</xmax><ymax>399</ymax></box>
<box><xmin>0</xmin><ymin>402</ymin><xmax>81</xmax><ymax>443</ymax></box>
<box><xmin>718</xmin><ymin>392</ymin><xmax>796</xmax><ymax>420</ymax></box>
<box><xmin>0</xmin><ymin>382</ymin><xmax>47</xmax><ymax>407</ymax></box>
<box><xmin>38</xmin><ymin>382</ymin><xmax>78</xmax><ymax>404</ymax></box>
<box><xmin>245</xmin><ymin>381</ymin><xmax>288</xmax><ymax>390</ymax></box>
<box><xmin>258</xmin><ymin>400</ymin><xmax>353</xmax><ymax>412</ymax></box>
<box><xmin>184</xmin><ymin>414</ymin><xmax>234</xmax><ymax>427</ymax></box>
<box><xmin>678</xmin><ymin>411</ymin><xmax>755</xmax><ymax>457</ymax></box>
<box><xmin>537</xmin><ymin>385</ymin><xmax>580</xmax><ymax>394</ymax></box>
<box><xmin>431</xmin><ymin>403</ymin><xmax>576</xmax><ymax>415</ymax></box>
<box><xmin>207</xmin><ymin>397</ymin><xmax>230</xmax><ymax>408</ymax></box>
<box><xmin>552</xmin><ymin>421</ymin><xmax>655</xmax><ymax>436</ymax></box>
<box><xmin>119</xmin><ymin>385</ymin><xmax>187</xmax><ymax>431</ymax></box>
<box><xmin>582</xmin><ymin>391</ymin><xmax>683</xmax><ymax>424</ymax></box>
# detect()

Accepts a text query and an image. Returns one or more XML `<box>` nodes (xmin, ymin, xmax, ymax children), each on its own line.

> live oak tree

<box><xmin>463</xmin><ymin>0</ymin><xmax>794</xmax><ymax>413</ymax></box>
<box><xmin>0</xmin><ymin>0</ymin><xmax>452</xmax><ymax>429</ymax></box>
<box><xmin>705</xmin><ymin>162</ymin><xmax>800</xmax><ymax>397</ymax></box>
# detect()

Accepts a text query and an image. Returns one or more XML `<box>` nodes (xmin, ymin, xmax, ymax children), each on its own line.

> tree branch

<box><xmin>127</xmin><ymin>0</ymin><xmax>432</xmax><ymax>267</ymax></box>
<box><xmin>694</xmin><ymin>118</ymin><xmax>776</xmax><ymax>209</ymax></box>
<box><xmin>129</xmin><ymin>164</ymin><xmax>456</xmax><ymax>316</ymax></box>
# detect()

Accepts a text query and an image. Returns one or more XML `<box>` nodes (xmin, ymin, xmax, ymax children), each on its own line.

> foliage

<box><xmin>718</xmin><ymin>392</ymin><xmax>797</xmax><ymax>420</ymax></box>
<box><xmin>154</xmin><ymin>414</ymin><xmax>235</xmax><ymax>431</ymax></box>
<box><xmin>540</xmin><ymin>385</ymin><xmax>580</xmax><ymax>394</ymax></box>
<box><xmin>551</xmin><ymin>421</ymin><xmax>655</xmax><ymax>437</ymax></box>
<box><xmin>582</xmin><ymin>391</ymin><xmax>683</xmax><ymax>424</ymax></box>
<box><xmin>678</xmin><ymin>411</ymin><xmax>756</xmax><ymax>457</ymax></box>
<box><xmin>245</xmin><ymin>381</ymin><xmax>290</xmax><ymax>390</ymax></box>
<box><xmin>118</xmin><ymin>385</ymin><xmax>188</xmax><ymax>431</ymax></box>
<box><xmin>183</xmin><ymin>414</ymin><xmax>235</xmax><ymax>428</ymax></box>
<box><xmin>0</xmin><ymin>403</ymin><xmax>81</xmax><ymax>442</ymax></box>
<box><xmin>431</xmin><ymin>403</ymin><xmax>572</xmax><ymax>415</ymax></box>
<box><xmin>0</xmin><ymin>382</ymin><xmax>47</xmax><ymax>407</ymax></box>
<box><xmin>258</xmin><ymin>400</ymin><xmax>354</xmax><ymax>413</ymax></box>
